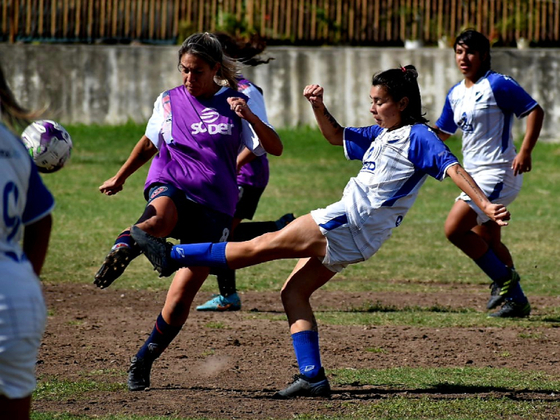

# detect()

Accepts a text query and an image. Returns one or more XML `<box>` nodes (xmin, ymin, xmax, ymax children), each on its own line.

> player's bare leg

<box><xmin>127</xmin><ymin>266</ymin><xmax>210</xmax><ymax>391</ymax></box>
<box><xmin>225</xmin><ymin>214</ymin><xmax>327</xmax><ymax>269</ymax></box>
<box><xmin>273</xmin><ymin>257</ymin><xmax>336</xmax><ymax>399</ymax></box>
<box><xmin>444</xmin><ymin>200</ymin><xmax>528</xmax><ymax>316</ymax></box>
<box><xmin>131</xmin><ymin>214</ymin><xmax>328</xmax><ymax>276</ymax></box>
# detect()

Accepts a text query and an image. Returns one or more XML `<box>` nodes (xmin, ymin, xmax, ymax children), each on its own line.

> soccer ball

<box><xmin>22</xmin><ymin>120</ymin><xmax>73</xmax><ymax>173</ymax></box>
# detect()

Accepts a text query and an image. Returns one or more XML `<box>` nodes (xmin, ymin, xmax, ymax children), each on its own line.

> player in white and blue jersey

<box><xmin>0</xmin><ymin>65</ymin><xmax>54</xmax><ymax>419</ymax></box>
<box><xmin>434</xmin><ymin>29</ymin><xmax>544</xmax><ymax>318</ymax></box>
<box><xmin>131</xmin><ymin>65</ymin><xmax>512</xmax><ymax>398</ymax></box>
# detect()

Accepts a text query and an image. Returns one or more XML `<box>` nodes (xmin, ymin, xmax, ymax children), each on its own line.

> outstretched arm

<box><xmin>99</xmin><ymin>135</ymin><xmax>158</xmax><ymax>195</ymax></box>
<box><xmin>511</xmin><ymin>104</ymin><xmax>544</xmax><ymax>176</ymax></box>
<box><xmin>446</xmin><ymin>164</ymin><xmax>511</xmax><ymax>226</ymax></box>
<box><xmin>303</xmin><ymin>84</ymin><xmax>344</xmax><ymax>146</ymax></box>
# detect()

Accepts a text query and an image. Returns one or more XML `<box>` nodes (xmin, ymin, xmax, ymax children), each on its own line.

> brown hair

<box><xmin>178</xmin><ymin>32</ymin><xmax>239</xmax><ymax>90</ymax></box>
<box><xmin>0</xmin><ymin>64</ymin><xmax>40</xmax><ymax>131</ymax></box>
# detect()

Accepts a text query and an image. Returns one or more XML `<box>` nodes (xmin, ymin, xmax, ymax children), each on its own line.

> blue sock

<box><xmin>292</xmin><ymin>330</ymin><xmax>322</xmax><ymax>379</ymax></box>
<box><xmin>170</xmin><ymin>242</ymin><xmax>229</xmax><ymax>269</ymax></box>
<box><xmin>136</xmin><ymin>314</ymin><xmax>182</xmax><ymax>362</ymax></box>
<box><xmin>474</xmin><ymin>249</ymin><xmax>511</xmax><ymax>285</ymax></box>
<box><xmin>112</xmin><ymin>229</ymin><xmax>135</xmax><ymax>250</ymax></box>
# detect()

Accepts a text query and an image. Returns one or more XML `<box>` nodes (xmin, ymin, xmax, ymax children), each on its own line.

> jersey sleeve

<box><xmin>489</xmin><ymin>73</ymin><xmax>538</xmax><ymax>118</ymax></box>
<box><xmin>435</xmin><ymin>92</ymin><xmax>458</xmax><ymax>135</ymax></box>
<box><xmin>22</xmin><ymin>157</ymin><xmax>55</xmax><ymax>225</ymax></box>
<box><xmin>239</xmin><ymin>90</ymin><xmax>272</xmax><ymax>157</ymax></box>
<box><xmin>343</xmin><ymin>125</ymin><xmax>384</xmax><ymax>161</ymax></box>
<box><xmin>145</xmin><ymin>92</ymin><xmax>165</xmax><ymax>147</ymax></box>
<box><xmin>243</xmin><ymin>84</ymin><xmax>270</xmax><ymax>124</ymax></box>
<box><xmin>408</xmin><ymin>125</ymin><xmax>459</xmax><ymax>181</ymax></box>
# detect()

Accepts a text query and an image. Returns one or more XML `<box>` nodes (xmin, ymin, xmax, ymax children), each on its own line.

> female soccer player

<box><xmin>196</xmin><ymin>31</ymin><xmax>295</xmax><ymax>312</ymax></box>
<box><xmin>0</xmin><ymin>64</ymin><xmax>54</xmax><ymax>420</ymax></box>
<box><xmin>93</xmin><ymin>32</ymin><xmax>283</xmax><ymax>391</ymax></box>
<box><xmin>434</xmin><ymin>29</ymin><xmax>544</xmax><ymax>318</ymax></box>
<box><xmin>132</xmin><ymin>65</ymin><xmax>511</xmax><ymax>398</ymax></box>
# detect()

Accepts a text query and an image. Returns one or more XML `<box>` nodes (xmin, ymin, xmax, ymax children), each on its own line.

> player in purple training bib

<box><xmin>196</xmin><ymin>32</ymin><xmax>295</xmax><ymax>313</ymax></box>
<box><xmin>131</xmin><ymin>65</ymin><xmax>512</xmax><ymax>398</ymax></box>
<box><xmin>93</xmin><ymin>32</ymin><xmax>282</xmax><ymax>391</ymax></box>
<box><xmin>434</xmin><ymin>30</ymin><xmax>544</xmax><ymax>318</ymax></box>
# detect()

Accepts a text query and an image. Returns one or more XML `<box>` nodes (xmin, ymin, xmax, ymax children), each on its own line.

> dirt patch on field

<box><xmin>35</xmin><ymin>283</ymin><xmax>560</xmax><ymax>419</ymax></box>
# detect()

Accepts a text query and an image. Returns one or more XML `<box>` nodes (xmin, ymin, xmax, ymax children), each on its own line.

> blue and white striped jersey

<box><xmin>341</xmin><ymin>123</ymin><xmax>458</xmax><ymax>259</ymax></box>
<box><xmin>436</xmin><ymin>70</ymin><xmax>538</xmax><ymax>175</ymax></box>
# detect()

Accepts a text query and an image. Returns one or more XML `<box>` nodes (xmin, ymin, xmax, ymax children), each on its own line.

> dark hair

<box><xmin>454</xmin><ymin>29</ymin><xmax>492</xmax><ymax>75</ymax></box>
<box><xmin>178</xmin><ymin>32</ymin><xmax>239</xmax><ymax>90</ymax></box>
<box><xmin>214</xmin><ymin>32</ymin><xmax>273</xmax><ymax>67</ymax></box>
<box><xmin>371</xmin><ymin>65</ymin><xmax>428</xmax><ymax>125</ymax></box>
<box><xmin>0</xmin><ymin>63</ymin><xmax>40</xmax><ymax>131</ymax></box>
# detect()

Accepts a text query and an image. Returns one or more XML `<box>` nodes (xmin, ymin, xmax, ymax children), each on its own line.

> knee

<box><xmin>138</xmin><ymin>215</ymin><xmax>172</xmax><ymax>237</ymax></box>
<box><xmin>280</xmin><ymin>282</ymin><xmax>308</xmax><ymax>309</ymax></box>
<box><xmin>444</xmin><ymin>222</ymin><xmax>458</xmax><ymax>243</ymax></box>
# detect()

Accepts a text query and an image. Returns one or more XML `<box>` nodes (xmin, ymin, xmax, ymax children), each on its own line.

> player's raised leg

<box><xmin>131</xmin><ymin>214</ymin><xmax>327</xmax><ymax>275</ymax></box>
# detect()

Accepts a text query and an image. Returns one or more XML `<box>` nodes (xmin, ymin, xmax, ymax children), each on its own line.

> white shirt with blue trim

<box><xmin>0</xmin><ymin>123</ymin><xmax>55</xmax><ymax>265</ymax></box>
<box><xmin>436</xmin><ymin>70</ymin><xmax>538</xmax><ymax>175</ymax></box>
<box><xmin>342</xmin><ymin>124</ymin><xmax>458</xmax><ymax>259</ymax></box>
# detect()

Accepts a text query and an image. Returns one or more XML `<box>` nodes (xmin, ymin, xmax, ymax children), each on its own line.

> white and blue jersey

<box><xmin>0</xmin><ymin>122</ymin><xmax>54</xmax><ymax>398</ymax></box>
<box><xmin>436</xmin><ymin>70</ymin><xmax>538</xmax><ymax>175</ymax></box>
<box><xmin>0</xmin><ymin>123</ymin><xmax>54</xmax><ymax>265</ymax></box>
<box><xmin>311</xmin><ymin>124</ymin><xmax>458</xmax><ymax>271</ymax></box>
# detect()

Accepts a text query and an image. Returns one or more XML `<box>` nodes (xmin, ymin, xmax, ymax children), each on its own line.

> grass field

<box><xmin>32</xmin><ymin>124</ymin><xmax>560</xmax><ymax>419</ymax></box>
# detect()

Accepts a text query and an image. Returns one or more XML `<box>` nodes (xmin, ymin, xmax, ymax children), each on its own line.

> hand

<box><xmin>483</xmin><ymin>203</ymin><xmax>511</xmax><ymax>227</ymax></box>
<box><xmin>227</xmin><ymin>97</ymin><xmax>253</xmax><ymax>120</ymax></box>
<box><xmin>99</xmin><ymin>176</ymin><xmax>124</xmax><ymax>195</ymax></box>
<box><xmin>511</xmin><ymin>150</ymin><xmax>532</xmax><ymax>176</ymax></box>
<box><xmin>303</xmin><ymin>84</ymin><xmax>324</xmax><ymax>108</ymax></box>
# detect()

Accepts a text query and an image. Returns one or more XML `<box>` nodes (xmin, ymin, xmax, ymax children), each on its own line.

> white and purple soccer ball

<box><xmin>22</xmin><ymin>120</ymin><xmax>73</xmax><ymax>173</ymax></box>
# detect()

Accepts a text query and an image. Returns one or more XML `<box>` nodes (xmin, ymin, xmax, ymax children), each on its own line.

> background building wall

<box><xmin>2</xmin><ymin>44</ymin><xmax>557</xmax><ymax>141</ymax></box>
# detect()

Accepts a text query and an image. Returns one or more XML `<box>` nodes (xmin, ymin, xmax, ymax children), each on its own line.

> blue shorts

<box><xmin>146</xmin><ymin>183</ymin><xmax>232</xmax><ymax>244</ymax></box>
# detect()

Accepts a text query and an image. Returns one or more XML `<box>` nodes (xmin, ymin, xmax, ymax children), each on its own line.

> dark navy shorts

<box><xmin>234</xmin><ymin>184</ymin><xmax>265</xmax><ymax>220</ymax></box>
<box><xmin>146</xmin><ymin>183</ymin><xmax>232</xmax><ymax>244</ymax></box>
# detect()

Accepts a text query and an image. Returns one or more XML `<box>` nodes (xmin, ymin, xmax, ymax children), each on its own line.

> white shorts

<box><xmin>0</xmin><ymin>263</ymin><xmax>47</xmax><ymax>399</ymax></box>
<box><xmin>311</xmin><ymin>201</ymin><xmax>366</xmax><ymax>273</ymax></box>
<box><xmin>457</xmin><ymin>168</ymin><xmax>522</xmax><ymax>224</ymax></box>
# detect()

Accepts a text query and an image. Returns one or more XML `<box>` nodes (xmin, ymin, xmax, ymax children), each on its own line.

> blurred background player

<box><xmin>0</xmin><ymin>63</ymin><xmax>54</xmax><ymax>420</ymax></box>
<box><xmin>434</xmin><ymin>29</ymin><xmax>544</xmax><ymax>318</ymax></box>
<box><xmin>94</xmin><ymin>32</ymin><xmax>283</xmax><ymax>391</ymax></box>
<box><xmin>132</xmin><ymin>66</ymin><xmax>511</xmax><ymax>398</ymax></box>
<box><xmin>196</xmin><ymin>31</ymin><xmax>295</xmax><ymax>312</ymax></box>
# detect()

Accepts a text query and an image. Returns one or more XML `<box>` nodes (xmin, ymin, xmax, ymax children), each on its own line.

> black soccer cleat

<box><xmin>486</xmin><ymin>269</ymin><xmax>521</xmax><ymax>310</ymax></box>
<box><xmin>94</xmin><ymin>245</ymin><xmax>138</xmax><ymax>289</ymax></box>
<box><xmin>130</xmin><ymin>226</ymin><xmax>179</xmax><ymax>277</ymax></box>
<box><xmin>489</xmin><ymin>300</ymin><xmax>531</xmax><ymax>318</ymax></box>
<box><xmin>127</xmin><ymin>356</ymin><xmax>154</xmax><ymax>391</ymax></box>
<box><xmin>272</xmin><ymin>367</ymin><xmax>331</xmax><ymax>399</ymax></box>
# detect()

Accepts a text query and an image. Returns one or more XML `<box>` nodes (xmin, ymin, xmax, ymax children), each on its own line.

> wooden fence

<box><xmin>1</xmin><ymin>0</ymin><xmax>559</xmax><ymax>46</ymax></box>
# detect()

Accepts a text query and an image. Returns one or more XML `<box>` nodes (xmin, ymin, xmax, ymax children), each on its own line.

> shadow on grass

<box><xmin>152</xmin><ymin>384</ymin><xmax>559</xmax><ymax>402</ymax></box>
<box><xmin>330</xmin><ymin>383</ymin><xmax>559</xmax><ymax>401</ymax></box>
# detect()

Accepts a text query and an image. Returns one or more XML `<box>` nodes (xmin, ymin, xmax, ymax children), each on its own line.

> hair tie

<box><xmin>401</xmin><ymin>66</ymin><xmax>407</xmax><ymax>73</ymax></box>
